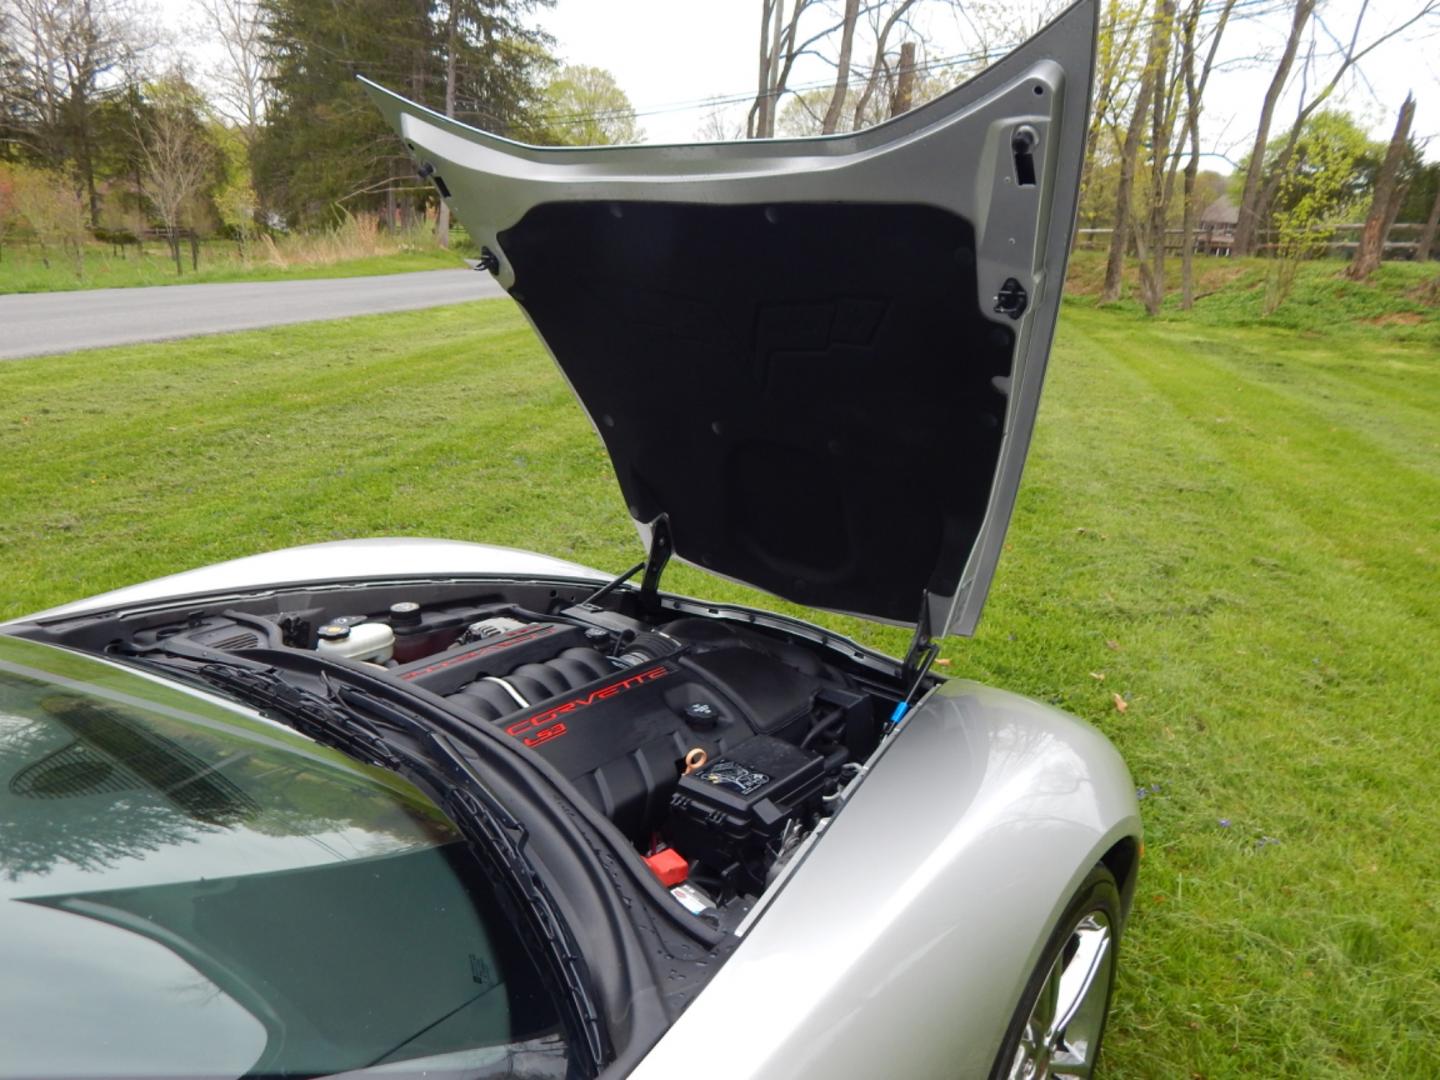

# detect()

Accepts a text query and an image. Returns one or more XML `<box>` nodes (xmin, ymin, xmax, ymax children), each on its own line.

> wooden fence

<box><xmin>1074</xmin><ymin>222</ymin><xmax>1436</xmax><ymax>260</ymax></box>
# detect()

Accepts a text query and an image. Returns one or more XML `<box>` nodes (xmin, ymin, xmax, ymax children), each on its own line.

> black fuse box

<box><xmin>666</xmin><ymin>734</ymin><xmax>827</xmax><ymax>896</ymax></box>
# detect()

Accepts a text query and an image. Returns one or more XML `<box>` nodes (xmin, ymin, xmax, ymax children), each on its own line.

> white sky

<box><xmin>161</xmin><ymin>0</ymin><xmax>1440</xmax><ymax>167</ymax></box>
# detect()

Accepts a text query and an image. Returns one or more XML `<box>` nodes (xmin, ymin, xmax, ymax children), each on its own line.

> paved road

<box><xmin>0</xmin><ymin>268</ymin><xmax>507</xmax><ymax>360</ymax></box>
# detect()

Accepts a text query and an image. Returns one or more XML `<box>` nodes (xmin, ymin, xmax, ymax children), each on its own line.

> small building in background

<box><xmin>1198</xmin><ymin>194</ymin><xmax>1238</xmax><ymax>255</ymax></box>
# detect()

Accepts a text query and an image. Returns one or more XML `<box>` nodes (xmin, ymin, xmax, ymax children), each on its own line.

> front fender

<box><xmin>13</xmin><ymin>538</ymin><xmax>609</xmax><ymax>623</ymax></box>
<box><xmin>628</xmin><ymin>679</ymin><xmax>1141</xmax><ymax>1080</ymax></box>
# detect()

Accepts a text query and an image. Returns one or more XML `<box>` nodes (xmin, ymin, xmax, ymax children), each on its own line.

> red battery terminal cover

<box><xmin>644</xmin><ymin>847</ymin><xmax>689</xmax><ymax>887</ymax></box>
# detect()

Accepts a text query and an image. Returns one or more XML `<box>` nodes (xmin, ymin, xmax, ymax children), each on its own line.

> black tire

<box><xmin>988</xmin><ymin>863</ymin><xmax>1122</xmax><ymax>1080</ymax></box>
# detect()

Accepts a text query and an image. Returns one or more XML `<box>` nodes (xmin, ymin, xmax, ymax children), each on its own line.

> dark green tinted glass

<box><xmin>0</xmin><ymin>637</ymin><xmax>570</xmax><ymax>1078</ymax></box>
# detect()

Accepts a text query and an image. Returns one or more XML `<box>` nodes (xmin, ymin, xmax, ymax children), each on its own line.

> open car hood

<box><xmin>363</xmin><ymin>0</ymin><xmax>1094</xmax><ymax>637</ymax></box>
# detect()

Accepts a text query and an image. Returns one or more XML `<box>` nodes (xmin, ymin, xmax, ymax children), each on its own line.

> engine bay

<box><xmin>47</xmin><ymin>579</ymin><xmax>914</xmax><ymax>925</ymax></box>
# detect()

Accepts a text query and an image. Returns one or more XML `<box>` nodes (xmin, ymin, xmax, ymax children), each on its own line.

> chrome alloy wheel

<box><xmin>1006</xmin><ymin>911</ymin><xmax>1114</xmax><ymax>1079</ymax></box>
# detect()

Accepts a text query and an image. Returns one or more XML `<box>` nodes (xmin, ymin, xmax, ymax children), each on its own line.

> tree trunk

<box><xmin>1101</xmin><ymin>1</ymin><xmax>1168</xmax><ymax>304</ymax></box>
<box><xmin>763</xmin><ymin>0</ymin><xmax>784</xmax><ymax>137</ymax></box>
<box><xmin>748</xmin><ymin>1</ymin><xmax>770</xmax><ymax>137</ymax></box>
<box><xmin>133</xmin><ymin>161</ymin><xmax>146</xmax><ymax>255</ymax></box>
<box><xmin>436</xmin><ymin>3</ymin><xmax>461</xmax><ymax>249</ymax></box>
<box><xmin>1348</xmin><ymin>94</ymin><xmax>1415</xmax><ymax>280</ymax></box>
<box><xmin>1179</xmin><ymin>4</ymin><xmax>1202</xmax><ymax>308</ymax></box>
<box><xmin>821</xmin><ymin>0</ymin><xmax>859</xmax><ymax>134</ymax></box>
<box><xmin>1233</xmin><ymin>0</ymin><xmax>1313</xmax><ymax>257</ymax></box>
<box><xmin>1137</xmin><ymin>0</ymin><xmax>1175</xmax><ymax>316</ymax></box>
<box><xmin>406</xmin><ymin>0</ymin><xmax>428</xmax><ymax>228</ymax></box>
<box><xmin>748</xmin><ymin>0</ymin><xmax>786</xmax><ymax>138</ymax></box>
<box><xmin>851</xmin><ymin>0</ymin><xmax>917</xmax><ymax>131</ymax></box>
<box><xmin>69</xmin><ymin>83</ymin><xmax>101</xmax><ymax>227</ymax></box>
<box><xmin>1416</xmin><ymin>184</ymin><xmax>1440</xmax><ymax>263</ymax></box>
<box><xmin>889</xmin><ymin>41</ymin><xmax>917</xmax><ymax>118</ymax></box>
<box><xmin>1076</xmin><ymin>0</ymin><xmax>1141</xmax><ymax>245</ymax></box>
<box><xmin>190</xmin><ymin>230</ymin><xmax>200</xmax><ymax>271</ymax></box>
<box><xmin>1180</xmin><ymin>153</ymin><xmax>1200</xmax><ymax>306</ymax></box>
<box><xmin>171</xmin><ymin>229</ymin><xmax>182</xmax><ymax>275</ymax></box>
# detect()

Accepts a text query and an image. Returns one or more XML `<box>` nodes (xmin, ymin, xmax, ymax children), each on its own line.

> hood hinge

<box><xmin>637</xmin><ymin>514</ymin><xmax>673</xmax><ymax>612</ymax></box>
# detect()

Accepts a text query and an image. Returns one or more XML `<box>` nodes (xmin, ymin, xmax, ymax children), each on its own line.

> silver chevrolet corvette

<box><xmin>1</xmin><ymin>2</ymin><xmax>1140</xmax><ymax>1077</ymax></box>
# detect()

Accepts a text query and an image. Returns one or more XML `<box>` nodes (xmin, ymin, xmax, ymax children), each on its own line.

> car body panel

<box><xmin>627</xmin><ymin>677</ymin><xmax>1140</xmax><ymax>1080</ymax></box>
<box><xmin>361</xmin><ymin>0</ymin><xmax>1097</xmax><ymax>637</ymax></box>
<box><xmin>5</xmin><ymin>550</ymin><xmax>1140</xmax><ymax>1080</ymax></box>
<box><xmin>15</xmin><ymin>538</ymin><xmax>608</xmax><ymax>623</ymax></box>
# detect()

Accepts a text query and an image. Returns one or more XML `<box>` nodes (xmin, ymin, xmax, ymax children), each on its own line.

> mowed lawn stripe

<box><xmin>0</xmin><ymin>304</ymin><xmax>639</xmax><ymax>612</ymax></box>
<box><xmin>1057</xmin><ymin>309</ymin><xmax>1439</xmax><ymax>1078</ymax></box>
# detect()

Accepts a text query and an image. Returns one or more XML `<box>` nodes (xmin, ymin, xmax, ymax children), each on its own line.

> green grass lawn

<box><xmin>1</xmin><ymin>296</ymin><xmax>1436</xmax><ymax>1078</ymax></box>
<box><xmin>0</xmin><ymin>241</ymin><xmax>467</xmax><ymax>294</ymax></box>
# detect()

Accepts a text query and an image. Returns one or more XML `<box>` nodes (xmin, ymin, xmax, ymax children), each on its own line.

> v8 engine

<box><xmin>117</xmin><ymin>590</ymin><xmax>894</xmax><ymax>913</ymax></box>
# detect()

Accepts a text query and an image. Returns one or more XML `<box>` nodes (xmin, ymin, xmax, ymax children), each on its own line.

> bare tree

<box><xmin>1347</xmin><ymin>94</ymin><xmax>1415</xmax><ymax>280</ymax></box>
<box><xmin>850</xmin><ymin>0</ymin><xmax>918</xmax><ymax>130</ymax></box>
<box><xmin>889</xmin><ymin>39</ymin><xmax>917</xmax><ymax>117</ymax></box>
<box><xmin>1134</xmin><ymin>0</ymin><xmax>1177</xmax><ymax>316</ymax></box>
<box><xmin>8</xmin><ymin>164</ymin><xmax>89</xmax><ymax>275</ymax></box>
<box><xmin>195</xmin><ymin>0</ymin><xmax>271</xmax><ymax>141</ymax></box>
<box><xmin>1238</xmin><ymin>1</ymin><xmax>1438</xmax><ymax>256</ymax></box>
<box><xmin>696</xmin><ymin>97</ymin><xmax>745</xmax><ymax>141</ymax></box>
<box><xmin>1177</xmin><ymin>0</ymin><xmax>1235</xmax><ymax>307</ymax></box>
<box><xmin>1076</xmin><ymin>0</ymin><xmax>1149</xmax><ymax>241</ymax></box>
<box><xmin>435</xmin><ymin>0</ymin><xmax>463</xmax><ymax>248</ymax></box>
<box><xmin>820</xmin><ymin>0</ymin><xmax>861</xmax><ymax>134</ymax></box>
<box><xmin>748</xmin><ymin>0</ymin><xmax>823</xmax><ymax>138</ymax></box>
<box><xmin>1101</xmin><ymin>0</ymin><xmax>1169</xmax><ymax>304</ymax></box>
<box><xmin>138</xmin><ymin>74</ymin><xmax>216</xmax><ymax>275</ymax></box>
<box><xmin>1231</xmin><ymin>0</ymin><xmax>1313</xmax><ymax>257</ymax></box>
<box><xmin>743</xmin><ymin>0</ymin><xmax>921</xmax><ymax>139</ymax></box>
<box><xmin>3</xmin><ymin>0</ymin><xmax>145</xmax><ymax>224</ymax></box>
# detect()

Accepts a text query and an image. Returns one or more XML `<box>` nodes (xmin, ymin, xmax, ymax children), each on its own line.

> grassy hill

<box><xmin>1063</xmin><ymin>249</ymin><xmax>1440</xmax><ymax>344</ymax></box>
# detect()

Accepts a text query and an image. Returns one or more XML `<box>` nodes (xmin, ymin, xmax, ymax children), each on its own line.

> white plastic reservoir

<box><xmin>314</xmin><ymin>620</ymin><xmax>395</xmax><ymax>663</ymax></box>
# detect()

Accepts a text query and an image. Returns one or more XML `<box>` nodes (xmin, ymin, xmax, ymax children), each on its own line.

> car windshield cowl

<box><xmin>129</xmin><ymin>649</ymin><xmax>613</xmax><ymax>1075</ymax></box>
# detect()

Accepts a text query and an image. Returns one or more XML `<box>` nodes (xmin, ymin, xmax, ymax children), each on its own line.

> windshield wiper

<box><xmin>190</xmin><ymin>661</ymin><xmax>406</xmax><ymax>770</ymax></box>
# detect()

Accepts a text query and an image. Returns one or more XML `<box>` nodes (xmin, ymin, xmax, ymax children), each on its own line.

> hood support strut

<box><xmin>891</xmin><ymin>598</ymin><xmax>941</xmax><ymax>726</ymax></box>
<box><xmin>638</xmin><ymin>514</ymin><xmax>672</xmax><ymax>612</ymax></box>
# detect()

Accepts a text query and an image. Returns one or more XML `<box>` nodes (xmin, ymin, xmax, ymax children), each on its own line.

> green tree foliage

<box><xmin>6</xmin><ymin>163</ymin><xmax>90</xmax><ymax>275</ymax></box>
<box><xmin>1230</xmin><ymin>110</ymin><xmax>1380</xmax><ymax>235</ymax></box>
<box><xmin>254</xmin><ymin>0</ymin><xmax>553</xmax><ymax>226</ymax></box>
<box><xmin>530</xmin><ymin>64</ymin><xmax>641</xmax><ymax>146</ymax></box>
<box><xmin>210</xmin><ymin>121</ymin><xmax>263</xmax><ymax>250</ymax></box>
<box><xmin>0</xmin><ymin>16</ymin><xmax>28</xmax><ymax>165</ymax></box>
<box><xmin>1396</xmin><ymin>161</ymin><xmax>1438</xmax><ymax>224</ymax></box>
<box><xmin>1261</xmin><ymin>114</ymin><xmax>1371</xmax><ymax>313</ymax></box>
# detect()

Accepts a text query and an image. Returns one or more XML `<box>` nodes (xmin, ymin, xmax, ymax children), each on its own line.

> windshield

<box><xmin>0</xmin><ymin>636</ymin><xmax>571</xmax><ymax>1079</ymax></box>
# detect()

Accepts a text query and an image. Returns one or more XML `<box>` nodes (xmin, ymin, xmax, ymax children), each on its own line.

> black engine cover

<box><xmin>468</xmin><ymin>641</ymin><xmax>825</xmax><ymax>843</ymax></box>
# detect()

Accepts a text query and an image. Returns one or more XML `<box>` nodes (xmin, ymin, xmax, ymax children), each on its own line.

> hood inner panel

<box><xmin>497</xmin><ymin>199</ymin><xmax>1014</xmax><ymax>623</ymax></box>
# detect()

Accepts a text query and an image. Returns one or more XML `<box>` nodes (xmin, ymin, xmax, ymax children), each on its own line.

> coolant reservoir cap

<box><xmin>388</xmin><ymin>601</ymin><xmax>422</xmax><ymax>627</ymax></box>
<box><xmin>317</xmin><ymin>623</ymin><xmax>351</xmax><ymax>641</ymax></box>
